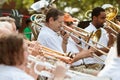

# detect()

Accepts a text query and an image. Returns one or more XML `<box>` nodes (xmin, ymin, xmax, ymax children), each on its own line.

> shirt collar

<box><xmin>89</xmin><ymin>22</ymin><xmax>97</xmax><ymax>31</ymax></box>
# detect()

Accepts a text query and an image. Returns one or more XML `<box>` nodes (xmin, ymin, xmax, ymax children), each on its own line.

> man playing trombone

<box><xmin>74</xmin><ymin>7</ymin><xmax>115</xmax><ymax>70</ymax></box>
<box><xmin>37</xmin><ymin>8</ymin><xmax>94</xmax><ymax>68</ymax></box>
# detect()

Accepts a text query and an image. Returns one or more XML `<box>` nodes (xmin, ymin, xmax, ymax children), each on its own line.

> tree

<box><xmin>55</xmin><ymin>0</ymin><xmax>120</xmax><ymax>21</ymax></box>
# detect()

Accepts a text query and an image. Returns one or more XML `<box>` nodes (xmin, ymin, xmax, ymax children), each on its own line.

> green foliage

<box><xmin>6</xmin><ymin>0</ymin><xmax>34</xmax><ymax>9</ymax></box>
<box><xmin>55</xmin><ymin>0</ymin><xmax>120</xmax><ymax>21</ymax></box>
<box><xmin>22</xmin><ymin>0</ymin><xmax>34</xmax><ymax>9</ymax></box>
<box><xmin>5</xmin><ymin>0</ymin><xmax>120</xmax><ymax>21</ymax></box>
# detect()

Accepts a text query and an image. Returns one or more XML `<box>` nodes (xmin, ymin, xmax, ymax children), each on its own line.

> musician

<box><xmin>98</xmin><ymin>32</ymin><xmax>120</xmax><ymax>80</ymax></box>
<box><xmin>37</xmin><ymin>8</ymin><xmax>94</xmax><ymax>67</ymax></box>
<box><xmin>63</xmin><ymin>13</ymin><xmax>82</xmax><ymax>47</ymax></box>
<box><xmin>85</xmin><ymin>7</ymin><xmax>109</xmax><ymax>51</ymax></box>
<box><xmin>0</xmin><ymin>17</ymin><xmax>67</xmax><ymax>80</ymax></box>
<box><xmin>81</xmin><ymin>7</ymin><xmax>111</xmax><ymax>69</ymax></box>
<box><xmin>0</xmin><ymin>33</ymin><xmax>36</xmax><ymax>80</ymax></box>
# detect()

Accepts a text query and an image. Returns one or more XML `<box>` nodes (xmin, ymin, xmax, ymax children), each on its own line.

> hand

<box><xmin>61</xmin><ymin>30</ymin><xmax>70</xmax><ymax>41</ymax></box>
<box><xmin>28</xmin><ymin>41</ymin><xmax>43</xmax><ymax>56</ymax></box>
<box><xmin>52</xmin><ymin>61</ymin><xmax>67</xmax><ymax>80</ymax></box>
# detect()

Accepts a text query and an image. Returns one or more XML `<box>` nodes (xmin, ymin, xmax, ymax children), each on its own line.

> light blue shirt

<box><xmin>0</xmin><ymin>65</ymin><xmax>34</xmax><ymax>80</ymax></box>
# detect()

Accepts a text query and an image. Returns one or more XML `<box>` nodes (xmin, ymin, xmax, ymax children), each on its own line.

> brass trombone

<box><xmin>62</xmin><ymin>24</ymin><xmax>107</xmax><ymax>56</ymax></box>
<box><xmin>30</xmin><ymin>14</ymin><xmax>108</xmax><ymax>56</ymax></box>
<box><xmin>63</xmin><ymin>24</ymin><xmax>109</xmax><ymax>51</ymax></box>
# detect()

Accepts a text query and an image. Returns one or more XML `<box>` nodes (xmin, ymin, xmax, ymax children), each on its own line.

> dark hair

<box><xmin>46</xmin><ymin>8</ymin><xmax>64</xmax><ymax>22</ymax></box>
<box><xmin>117</xmin><ymin>33</ymin><xmax>120</xmax><ymax>56</ymax></box>
<box><xmin>26</xmin><ymin>18</ymin><xmax>31</xmax><ymax>25</ymax></box>
<box><xmin>92</xmin><ymin>7</ymin><xmax>105</xmax><ymax>19</ymax></box>
<box><xmin>0</xmin><ymin>33</ymin><xmax>24</xmax><ymax>66</ymax></box>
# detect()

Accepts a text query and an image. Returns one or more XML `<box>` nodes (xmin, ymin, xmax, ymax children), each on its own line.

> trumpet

<box><xmin>26</xmin><ymin>40</ymin><xmax>72</xmax><ymax>63</ymax></box>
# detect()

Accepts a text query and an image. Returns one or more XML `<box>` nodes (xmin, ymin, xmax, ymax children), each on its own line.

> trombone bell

<box><xmin>91</xmin><ymin>29</ymin><xmax>101</xmax><ymax>43</ymax></box>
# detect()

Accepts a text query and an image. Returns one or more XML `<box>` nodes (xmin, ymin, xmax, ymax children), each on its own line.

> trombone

<box><xmin>63</xmin><ymin>24</ymin><xmax>110</xmax><ymax>51</ymax></box>
<box><xmin>29</xmin><ymin>13</ymin><xmax>108</xmax><ymax>56</ymax></box>
<box><xmin>62</xmin><ymin>24</ymin><xmax>108</xmax><ymax>56</ymax></box>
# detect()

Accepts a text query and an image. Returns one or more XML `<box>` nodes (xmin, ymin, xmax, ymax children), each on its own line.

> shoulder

<box><xmin>0</xmin><ymin>66</ymin><xmax>34</xmax><ymax>80</ymax></box>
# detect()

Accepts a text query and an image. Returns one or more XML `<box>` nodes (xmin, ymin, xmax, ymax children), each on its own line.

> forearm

<box><xmin>62</xmin><ymin>41</ymin><xmax>68</xmax><ymax>53</ymax></box>
<box><xmin>72</xmin><ymin>50</ymin><xmax>92</xmax><ymax>63</ymax></box>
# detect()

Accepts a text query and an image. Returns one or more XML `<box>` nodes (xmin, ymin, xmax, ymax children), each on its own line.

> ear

<box><xmin>49</xmin><ymin>17</ymin><xmax>54</xmax><ymax>24</ymax></box>
<box><xmin>93</xmin><ymin>16</ymin><xmax>97</xmax><ymax>20</ymax></box>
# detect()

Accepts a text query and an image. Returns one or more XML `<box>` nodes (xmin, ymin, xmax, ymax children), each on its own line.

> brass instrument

<box><xmin>85</xmin><ymin>4</ymin><xmax>120</xmax><ymax>34</ymax></box>
<box><xmin>29</xmin><ymin>13</ymin><xmax>108</xmax><ymax>56</ymax></box>
<box><xmin>27</xmin><ymin>55</ymin><xmax>103</xmax><ymax>80</ymax></box>
<box><xmin>103</xmin><ymin>4</ymin><xmax>120</xmax><ymax>33</ymax></box>
<box><xmin>62</xmin><ymin>24</ymin><xmax>107</xmax><ymax>56</ymax></box>
<box><xmin>30</xmin><ymin>14</ymin><xmax>46</xmax><ymax>23</ymax></box>
<box><xmin>63</xmin><ymin>24</ymin><xmax>109</xmax><ymax>50</ymax></box>
<box><xmin>30</xmin><ymin>14</ymin><xmax>46</xmax><ymax>40</ymax></box>
<box><xmin>26</xmin><ymin>40</ymin><xmax>71</xmax><ymax>63</ymax></box>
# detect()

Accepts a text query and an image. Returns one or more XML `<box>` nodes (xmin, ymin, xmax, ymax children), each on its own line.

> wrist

<box><xmin>77</xmin><ymin>41</ymin><xmax>81</xmax><ymax>44</ymax></box>
<box><xmin>63</xmin><ymin>41</ymin><xmax>68</xmax><ymax>44</ymax></box>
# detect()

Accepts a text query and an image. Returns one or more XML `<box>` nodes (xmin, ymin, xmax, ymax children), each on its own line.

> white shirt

<box><xmin>0</xmin><ymin>65</ymin><xmax>34</xmax><ymax>80</ymax></box>
<box><xmin>98</xmin><ymin>57</ymin><xmax>120</xmax><ymax>80</ymax></box>
<box><xmin>105</xmin><ymin>42</ymin><xmax>117</xmax><ymax>66</ymax></box>
<box><xmin>37</xmin><ymin>24</ymin><xmax>64</xmax><ymax>53</ymax></box>
<box><xmin>85</xmin><ymin>23</ymin><xmax>109</xmax><ymax>48</ymax></box>
<box><xmin>82</xmin><ymin>23</ymin><xmax>109</xmax><ymax>64</ymax></box>
<box><xmin>37</xmin><ymin>24</ymin><xmax>83</xmax><ymax>65</ymax></box>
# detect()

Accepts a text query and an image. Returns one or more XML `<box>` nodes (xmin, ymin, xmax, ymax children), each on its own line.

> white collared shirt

<box><xmin>37</xmin><ymin>25</ymin><xmax>64</xmax><ymax>53</ymax></box>
<box><xmin>0</xmin><ymin>65</ymin><xmax>34</xmax><ymax>80</ymax></box>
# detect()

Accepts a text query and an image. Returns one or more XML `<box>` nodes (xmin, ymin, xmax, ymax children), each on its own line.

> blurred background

<box><xmin>0</xmin><ymin>0</ymin><xmax>119</xmax><ymax>32</ymax></box>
